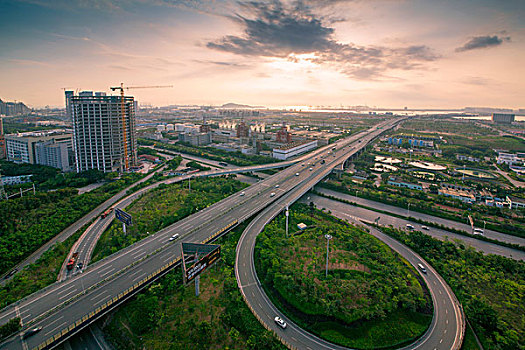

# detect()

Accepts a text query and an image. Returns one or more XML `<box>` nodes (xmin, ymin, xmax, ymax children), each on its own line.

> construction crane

<box><xmin>109</xmin><ymin>83</ymin><xmax>172</xmax><ymax>171</ymax></box>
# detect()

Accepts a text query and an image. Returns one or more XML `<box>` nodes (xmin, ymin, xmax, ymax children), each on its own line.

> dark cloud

<box><xmin>206</xmin><ymin>0</ymin><xmax>439</xmax><ymax>80</ymax></box>
<box><xmin>456</xmin><ymin>35</ymin><xmax>510</xmax><ymax>52</ymax></box>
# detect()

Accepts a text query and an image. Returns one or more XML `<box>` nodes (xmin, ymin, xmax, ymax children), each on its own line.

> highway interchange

<box><xmin>4</xmin><ymin>117</ymin><xmax>515</xmax><ymax>349</ymax></box>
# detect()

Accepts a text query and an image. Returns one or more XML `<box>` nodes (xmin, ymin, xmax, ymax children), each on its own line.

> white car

<box><xmin>406</xmin><ymin>224</ymin><xmax>415</xmax><ymax>230</ymax></box>
<box><xmin>169</xmin><ymin>234</ymin><xmax>180</xmax><ymax>241</ymax></box>
<box><xmin>274</xmin><ymin>316</ymin><xmax>287</xmax><ymax>329</ymax></box>
<box><xmin>240</xmin><ymin>191</ymin><xmax>245</xmax><ymax>196</ymax></box>
<box><xmin>421</xmin><ymin>225</ymin><xmax>429</xmax><ymax>230</ymax></box>
<box><xmin>270</xmin><ymin>192</ymin><xmax>275</xmax><ymax>197</ymax></box>
<box><xmin>417</xmin><ymin>263</ymin><xmax>427</xmax><ymax>274</ymax></box>
<box><xmin>275</xmin><ymin>184</ymin><xmax>279</xmax><ymax>188</ymax></box>
<box><xmin>295</xmin><ymin>173</ymin><xmax>300</xmax><ymax>176</ymax></box>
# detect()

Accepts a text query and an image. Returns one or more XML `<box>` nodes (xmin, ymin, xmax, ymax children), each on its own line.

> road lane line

<box><xmin>132</xmin><ymin>273</ymin><xmax>146</xmax><ymax>282</ymax></box>
<box><xmin>99</xmin><ymin>268</ymin><xmax>115</xmax><ymax>278</ymax></box>
<box><xmin>90</xmin><ymin>290</ymin><xmax>108</xmax><ymax>302</ymax></box>
<box><xmin>56</xmin><ymin>284</ymin><xmax>76</xmax><ymax>295</ymax></box>
<box><xmin>128</xmin><ymin>269</ymin><xmax>143</xmax><ymax>278</ymax></box>
<box><xmin>58</xmin><ymin>289</ymin><xmax>77</xmax><ymax>300</ymax></box>
<box><xmin>43</xmin><ymin>316</ymin><xmax>65</xmax><ymax>335</ymax></box>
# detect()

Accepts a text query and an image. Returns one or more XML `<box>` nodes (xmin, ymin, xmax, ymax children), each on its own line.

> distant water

<box><xmin>454</xmin><ymin>116</ymin><xmax>525</xmax><ymax>122</ymax></box>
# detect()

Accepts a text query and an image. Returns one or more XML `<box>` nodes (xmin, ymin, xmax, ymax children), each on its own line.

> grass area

<box><xmin>462</xmin><ymin>324</ymin><xmax>482</xmax><ymax>350</ymax></box>
<box><xmin>379</xmin><ymin>227</ymin><xmax>524</xmax><ymax>350</ymax></box>
<box><xmin>0</xmin><ymin>228</ymin><xmax>83</xmax><ymax>309</ymax></box>
<box><xmin>313</xmin><ymin>309</ymin><xmax>431</xmax><ymax>349</ymax></box>
<box><xmin>92</xmin><ymin>176</ymin><xmax>248</xmax><ymax>262</ymax></box>
<box><xmin>255</xmin><ymin>203</ymin><xmax>432</xmax><ymax>349</ymax></box>
<box><xmin>102</xmin><ymin>220</ymin><xmax>284</xmax><ymax>349</ymax></box>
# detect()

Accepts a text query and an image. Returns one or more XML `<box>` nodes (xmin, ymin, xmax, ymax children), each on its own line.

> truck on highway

<box><xmin>66</xmin><ymin>252</ymin><xmax>79</xmax><ymax>270</ymax></box>
<box><xmin>101</xmin><ymin>208</ymin><xmax>113</xmax><ymax>219</ymax></box>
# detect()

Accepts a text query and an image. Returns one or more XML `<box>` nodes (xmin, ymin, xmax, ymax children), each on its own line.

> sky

<box><xmin>0</xmin><ymin>0</ymin><xmax>524</xmax><ymax>109</ymax></box>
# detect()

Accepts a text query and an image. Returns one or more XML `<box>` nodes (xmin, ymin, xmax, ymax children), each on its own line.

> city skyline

<box><xmin>1</xmin><ymin>0</ymin><xmax>524</xmax><ymax>109</ymax></box>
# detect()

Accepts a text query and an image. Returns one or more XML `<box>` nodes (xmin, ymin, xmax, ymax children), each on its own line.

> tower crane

<box><xmin>109</xmin><ymin>83</ymin><xmax>172</xmax><ymax>171</ymax></box>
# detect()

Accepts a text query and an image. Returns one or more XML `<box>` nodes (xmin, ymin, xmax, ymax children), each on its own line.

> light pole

<box><xmin>324</xmin><ymin>234</ymin><xmax>332</xmax><ymax>278</ymax></box>
<box><xmin>355</xmin><ymin>189</ymin><xmax>359</xmax><ymax>202</ymax></box>
<box><xmin>407</xmin><ymin>203</ymin><xmax>411</xmax><ymax>217</ymax></box>
<box><xmin>285</xmin><ymin>206</ymin><xmax>289</xmax><ymax>238</ymax></box>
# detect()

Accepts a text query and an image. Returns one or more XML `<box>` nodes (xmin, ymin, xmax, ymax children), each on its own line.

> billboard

<box><xmin>181</xmin><ymin>242</ymin><xmax>221</xmax><ymax>284</ymax></box>
<box><xmin>115</xmin><ymin>208</ymin><xmax>132</xmax><ymax>226</ymax></box>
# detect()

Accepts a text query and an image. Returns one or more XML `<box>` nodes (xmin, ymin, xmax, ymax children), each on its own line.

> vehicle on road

<box><xmin>275</xmin><ymin>184</ymin><xmax>279</xmax><ymax>188</ymax></box>
<box><xmin>406</xmin><ymin>224</ymin><xmax>415</xmax><ymax>230</ymax></box>
<box><xmin>421</xmin><ymin>225</ymin><xmax>429</xmax><ymax>230</ymax></box>
<box><xmin>473</xmin><ymin>228</ymin><xmax>484</xmax><ymax>235</ymax></box>
<box><xmin>270</xmin><ymin>192</ymin><xmax>275</xmax><ymax>197</ymax></box>
<box><xmin>76</xmin><ymin>262</ymin><xmax>83</xmax><ymax>270</ymax></box>
<box><xmin>218</xmin><ymin>162</ymin><xmax>228</xmax><ymax>167</ymax></box>
<box><xmin>4</xmin><ymin>269</ymin><xmax>18</xmax><ymax>279</ymax></box>
<box><xmin>240</xmin><ymin>191</ymin><xmax>245</xmax><ymax>196</ymax></box>
<box><xmin>320</xmin><ymin>159</ymin><xmax>325</xmax><ymax>164</ymax></box>
<box><xmin>23</xmin><ymin>327</ymin><xmax>42</xmax><ymax>339</ymax></box>
<box><xmin>100</xmin><ymin>208</ymin><xmax>113</xmax><ymax>219</ymax></box>
<box><xmin>417</xmin><ymin>263</ymin><xmax>427</xmax><ymax>274</ymax></box>
<box><xmin>295</xmin><ymin>173</ymin><xmax>299</xmax><ymax>176</ymax></box>
<box><xmin>309</xmin><ymin>167</ymin><xmax>313</xmax><ymax>171</ymax></box>
<box><xmin>169</xmin><ymin>234</ymin><xmax>180</xmax><ymax>241</ymax></box>
<box><xmin>274</xmin><ymin>316</ymin><xmax>287</xmax><ymax>329</ymax></box>
<box><xmin>66</xmin><ymin>252</ymin><xmax>79</xmax><ymax>270</ymax></box>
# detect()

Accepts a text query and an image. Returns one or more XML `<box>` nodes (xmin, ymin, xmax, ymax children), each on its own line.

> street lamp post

<box><xmin>407</xmin><ymin>203</ymin><xmax>411</xmax><ymax>217</ymax></box>
<box><xmin>285</xmin><ymin>206</ymin><xmax>289</xmax><ymax>238</ymax></box>
<box><xmin>324</xmin><ymin>234</ymin><xmax>332</xmax><ymax>278</ymax></box>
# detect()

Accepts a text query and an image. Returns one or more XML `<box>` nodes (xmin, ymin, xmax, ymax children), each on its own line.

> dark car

<box><xmin>4</xmin><ymin>269</ymin><xmax>18</xmax><ymax>279</ymax></box>
<box><xmin>23</xmin><ymin>327</ymin><xmax>42</xmax><ymax>339</ymax></box>
<box><xmin>77</xmin><ymin>262</ymin><xmax>84</xmax><ymax>269</ymax></box>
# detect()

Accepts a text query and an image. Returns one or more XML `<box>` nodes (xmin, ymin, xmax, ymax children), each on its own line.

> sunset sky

<box><xmin>0</xmin><ymin>0</ymin><xmax>523</xmax><ymax>109</ymax></box>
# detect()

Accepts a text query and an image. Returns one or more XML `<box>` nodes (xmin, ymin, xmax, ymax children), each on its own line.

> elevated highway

<box><xmin>0</xmin><ymin>118</ymin><xmax>409</xmax><ymax>350</ymax></box>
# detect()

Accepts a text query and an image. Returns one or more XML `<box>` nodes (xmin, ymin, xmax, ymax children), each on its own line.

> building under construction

<box><xmin>67</xmin><ymin>91</ymin><xmax>137</xmax><ymax>173</ymax></box>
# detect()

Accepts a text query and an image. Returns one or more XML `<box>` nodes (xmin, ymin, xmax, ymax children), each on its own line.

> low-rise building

<box><xmin>496</xmin><ymin>151</ymin><xmax>524</xmax><ymax>165</ymax></box>
<box><xmin>456</xmin><ymin>154</ymin><xmax>480</xmax><ymax>162</ymax></box>
<box><xmin>1</xmin><ymin>174</ymin><xmax>32</xmax><ymax>186</ymax></box>
<box><xmin>492</xmin><ymin>113</ymin><xmax>515</xmax><ymax>124</ymax></box>
<box><xmin>387</xmin><ymin>176</ymin><xmax>423</xmax><ymax>190</ymax></box>
<box><xmin>438</xmin><ymin>183</ymin><xmax>476</xmax><ymax>203</ymax></box>
<box><xmin>272</xmin><ymin>140</ymin><xmax>317</xmax><ymax>160</ymax></box>
<box><xmin>5</xmin><ymin>129</ymin><xmax>72</xmax><ymax>165</ymax></box>
<box><xmin>506</xmin><ymin>196</ymin><xmax>525</xmax><ymax>209</ymax></box>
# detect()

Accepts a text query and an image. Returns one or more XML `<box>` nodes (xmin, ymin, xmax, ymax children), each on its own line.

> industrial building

<box><xmin>5</xmin><ymin>129</ymin><xmax>72</xmax><ymax>166</ymax></box>
<box><xmin>272</xmin><ymin>140</ymin><xmax>317</xmax><ymax>160</ymax></box>
<box><xmin>492</xmin><ymin>113</ymin><xmax>515</xmax><ymax>124</ymax></box>
<box><xmin>387</xmin><ymin>176</ymin><xmax>423</xmax><ymax>190</ymax></box>
<box><xmin>69</xmin><ymin>91</ymin><xmax>137</xmax><ymax>173</ymax></box>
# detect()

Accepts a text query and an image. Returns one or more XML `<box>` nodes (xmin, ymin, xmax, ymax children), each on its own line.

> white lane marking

<box><xmin>128</xmin><ymin>269</ymin><xmax>143</xmax><ymax>278</ymax></box>
<box><xmin>97</xmin><ymin>265</ymin><xmax>115</xmax><ymax>274</ymax></box>
<box><xmin>90</xmin><ymin>290</ymin><xmax>108</xmax><ymax>302</ymax></box>
<box><xmin>58</xmin><ymin>289</ymin><xmax>77</xmax><ymax>300</ymax></box>
<box><xmin>99</xmin><ymin>268</ymin><xmax>115</xmax><ymax>278</ymax></box>
<box><xmin>44</xmin><ymin>316</ymin><xmax>65</xmax><ymax>335</ymax></box>
<box><xmin>56</xmin><ymin>284</ymin><xmax>76</xmax><ymax>295</ymax></box>
<box><xmin>132</xmin><ymin>273</ymin><xmax>146</xmax><ymax>282</ymax></box>
<box><xmin>446</xmin><ymin>319</ymin><xmax>449</xmax><ymax>324</ymax></box>
<box><xmin>131</xmin><ymin>249</ymin><xmax>144</xmax><ymax>258</ymax></box>
<box><xmin>439</xmin><ymin>290</ymin><xmax>442</xmax><ymax>295</ymax></box>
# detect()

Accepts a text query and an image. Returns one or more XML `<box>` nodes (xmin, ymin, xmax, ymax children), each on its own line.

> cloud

<box><xmin>455</xmin><ymin>35</ymin><xmax>510</xmax><ymax>52</ymax></box>
<box><xmin>206</xmin><ymin>0</ymin><xmax>439</xmax><ymax>80</ymax></box>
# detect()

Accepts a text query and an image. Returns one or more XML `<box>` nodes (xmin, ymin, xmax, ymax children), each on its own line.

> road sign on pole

<box><xmin>181</xmin><ymin>242</ymin><xmax>221</xmax><ymax>285</ymax></box>
<box><xmin>115</xmin><ymin>208</ymin><xmax>132</xmax><ymax>226</ymax></box>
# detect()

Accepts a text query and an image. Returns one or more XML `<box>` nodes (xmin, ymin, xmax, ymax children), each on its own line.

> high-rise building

<box><xmin>236</xmin><ymin>120</ymin><xmax>250</xmax><ymax>138</ymax></box>
<box><xmin>276</xmin><ymin>122</ymin><xmax>292</xmax><ymax>143</ymax></box>
<box><xmin>70</xmin><ymin>91</ymin><xmax>137</xmax><ymax>173</ymax></box>
<box><xmin>0</xmin><ymin>116</ymin><xmax>5</xmax><ymax>159</ymax></box>
<box><xmin>65</xmin><ymin>90</ymin><xmax>74</xmax><ymax>119</ymax></box>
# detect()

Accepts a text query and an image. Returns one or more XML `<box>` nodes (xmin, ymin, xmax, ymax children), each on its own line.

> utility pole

<box><xmin>324</xmin><ymin>234</ymin><xmax>332</xmax><ymax>278</ymax></box>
